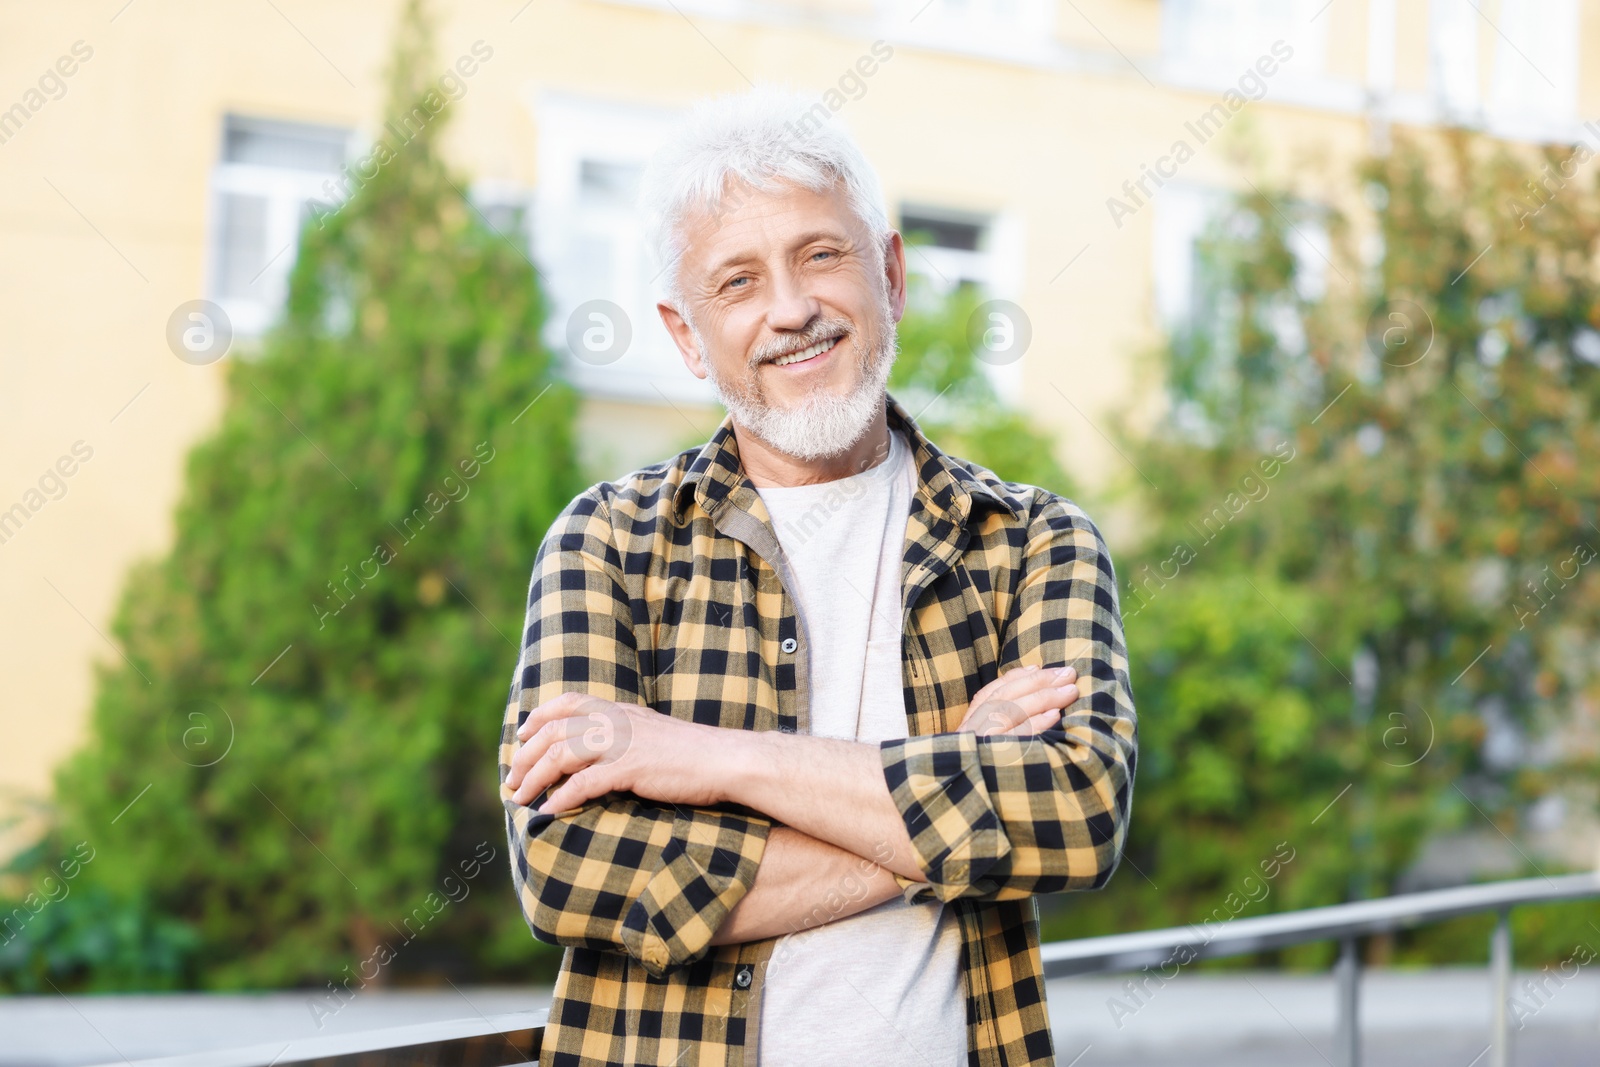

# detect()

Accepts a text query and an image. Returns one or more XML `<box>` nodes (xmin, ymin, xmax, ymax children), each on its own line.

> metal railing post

<box><xmin>1334</xmin><ymin>935</ymin><xmax>1361</xmax><ymax>1067</ymax></box>
<box><xmin>1490</xmin><ymin>908</ymin><xmax>1512</xmax><ymax>1067</ymax></box>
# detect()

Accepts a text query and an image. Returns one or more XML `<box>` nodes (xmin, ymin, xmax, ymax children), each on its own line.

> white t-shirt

<box><xmin>751</xmin><ymin>426</ymin><xmax>966</xmax><ymax>1066</ymax></box>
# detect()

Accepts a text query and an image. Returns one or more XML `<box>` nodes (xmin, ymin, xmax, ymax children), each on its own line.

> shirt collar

<box><xmin>669</xmin><ymin>390</ymin><xmax>1022</xmax><ymax>528</ymax></box>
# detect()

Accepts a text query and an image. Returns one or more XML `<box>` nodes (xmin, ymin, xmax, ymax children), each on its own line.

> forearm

<box><xmin>709</xmin><ymin>826</ymin><xmax>901</xmax><ymax>945</ymax></box>
<box><xmin>720</xmin><ymin>732</ymin><xmax>927</xmax><ymax>883</ymax></box>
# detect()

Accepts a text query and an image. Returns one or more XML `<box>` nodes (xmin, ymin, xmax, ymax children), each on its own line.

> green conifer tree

<box><xmin>2</xmin><ymin>0</ymin><xmax>582</xmax><ymax>990</ymax></box>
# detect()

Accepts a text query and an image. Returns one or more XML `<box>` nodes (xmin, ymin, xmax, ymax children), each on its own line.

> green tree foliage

<box><xmin>1</xmin><ymin>0</ymin><xmax>582</xmax><ymax>991</ymax></box>
<box><xmin>1046</xmin><ymin>128</ymin><xmax>1600</xmax><ymax>964</ymax></box>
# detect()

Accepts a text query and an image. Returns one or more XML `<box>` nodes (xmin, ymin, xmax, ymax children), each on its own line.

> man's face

<box><xmin>658</xmin><ymin>179</ymin><xmax>907</xmax><ymax>461</ymax></box>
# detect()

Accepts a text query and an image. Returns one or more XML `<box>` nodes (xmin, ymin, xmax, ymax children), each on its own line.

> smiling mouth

<box><xmin>770</xmin><ymin>335</ymin><xmax>844</xmax><ymax>368</ymax></box>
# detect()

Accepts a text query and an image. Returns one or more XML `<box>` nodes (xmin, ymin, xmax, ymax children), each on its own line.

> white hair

<box><xmin>637</xmin><ymin>84</ymin><xmax>892</xmax><ymax>318</ymax></box>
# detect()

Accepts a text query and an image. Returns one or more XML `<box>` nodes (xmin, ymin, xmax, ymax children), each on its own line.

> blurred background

<box><xmin>3</xmin><ymin>0</ymin><xmax>1600</xmax><ymax>1063</ymax></box>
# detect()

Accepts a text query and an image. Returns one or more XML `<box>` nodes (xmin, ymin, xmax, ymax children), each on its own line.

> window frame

<box><xmin>898</xmin><ymin>202</ymin><xmax>1026</xmax><ymax>402</ymax></box>
<box><xmin>531</xmin><ymin>92</ymin><xmax>715</xmax><ymax>406</ymax></box>
<box><xmin>203</xmin><ymin>115</ymin><xmax>354</xmax><ymax>339</ymax></box>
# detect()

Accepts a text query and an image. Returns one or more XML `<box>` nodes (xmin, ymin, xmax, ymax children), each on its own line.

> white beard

<box><xmin>700</xmin><ymin>284</ymin><xmax>899</xmax><ymax>462</ymax></box>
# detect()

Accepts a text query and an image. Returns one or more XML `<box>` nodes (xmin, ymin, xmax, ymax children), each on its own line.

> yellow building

<box><xmin>2</xmin><ymin>0</ymin><xmax>1596</xmax><ymax>858</ymax></box>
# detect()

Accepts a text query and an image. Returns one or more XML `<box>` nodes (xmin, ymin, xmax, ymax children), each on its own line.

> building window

<box><xmin>898</xmin><ymin>204</ymin><xmax>1028</xmax><ymax>400</ymax></box>
<box><xmin>532</xmin><ymin>94</ymin><xmax>711</xmax><ymax>405</ymax></box>
<box><xmin>1154</xmin><ymin>183</ymin><xmax>1326</xmax><ymax>437</ymax></box>
<box><xmin>886</xmin><ymin>0</ymin><xmax>1056</xmax><ymax>62</ymax></box>
<box><xmin>468</xmin><ymin>177</ymin><xmax>534</xmax><ymax>258</ymax></box>
<box><xmin>1162</xmin><ymin>0</ymin><xmax>1327</xmax><ymax>76</ymax></box>
<box><xmin>1153</xmin><ymin>185</ymin><xmax>1227</xmax><ymax>332</ymax></box>
<box><xmin>900</xmin><ymin>206</ymin><xmax>995</xmax><ymax>296</ymax></box>
<box><xmin>1488</xmin><ymin>0</ymin><xmax>1578</xmax><ymax>133</ymax></box>
<box><xmin>1155</xmin><ymin>183</ymin><xmax>1327</xmax><ymax>331</ymax></box>
<box><xmin>206</xmin><ymin>115</ymin><xmax>352</xmax><ymax>338</ymax></box>
<box><xmin>1429</xmin><ymin>0</ymin><xmax>1480</xmax><ymax>120</ymax></box>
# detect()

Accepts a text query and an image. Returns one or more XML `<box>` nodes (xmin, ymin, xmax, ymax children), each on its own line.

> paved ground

<box><xmin>2</xmin><ymin>969</ymin><xmax>1597</xmax><ymax>1066</ymax></box>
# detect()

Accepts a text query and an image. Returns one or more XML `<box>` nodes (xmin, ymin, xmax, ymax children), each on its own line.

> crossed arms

<box><xmin>505</xmin><ymin>669</ymin><xmax>1082</xmax><ymax>944</ymax></box>
<box><xmin>497</xmin><ymin>489</ymin><xmax>1138</xmax><ymax>976</ymax></box>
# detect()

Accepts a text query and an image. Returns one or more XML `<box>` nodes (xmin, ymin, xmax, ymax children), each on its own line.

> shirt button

<box><xmin>780</xmin><ymin>637</ymin><xmax>798</xmax><ymax>654</ymax></box>
<box><xmin>735</xmin><ymin>965</ymin><xmax>752</xmax><ymax>989</ymax></box>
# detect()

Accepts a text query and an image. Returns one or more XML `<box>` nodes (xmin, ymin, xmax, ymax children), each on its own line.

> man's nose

<box><xmin>764</xmin><ymin>269</ymin><xmax>821</xmax><ymax>334</ymax></box>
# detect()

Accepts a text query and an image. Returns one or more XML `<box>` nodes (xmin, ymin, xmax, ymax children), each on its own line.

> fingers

<box><xmin>963</xmin><ymin>699</ymin><xmax>1020</xmax><ymax>735</ymax></box>
<box><xmin>508</xmin><ymin>693</ymin><xmax>651</xmax><ymax>812</ymax></box>
<box><xmin>507</xmin><ymin>717</ymin><xmax>597</xmax><ymax>805</ymax></box>
<box><xmin>975</xmin><ymin>706</ymin><xmax>1064</xmax><ymax>739</ymax></box>
<box><xmin>997</xmin><ymin>682</ymin><xmax>1081</xmax><ymax>721</ymax></box>
<box><xmin>994</xmin><ymin>664</ymin><xmax>1077</xmax><ymax>702</ymax></box>
<box><xmin>969</xmin><ymin>695</ymin><xmax>1072</xmax><ymax>735</ymax></box>
<box><xmin>539</xmin><ymin>766</ymin><xmax>609</xmax><ymax>814</ymax></box>
<box><xmin>510</xmin><ymin>747</ymin><xmax>578</xmax><ymax>808</ymax></box>
<box><xmin>961</xmin><ymin>665</ymin><xmax>1079</xmax><ymax>726</ymax></box>
<box><xmin>968</xmin><ymin>664</ymin><xmax>1050</xmax><ymax>711</ymax></box>
<box><xmin>962</xmin><ymin>670</ymin><xmax>1017</xmax><ymax>719</ymax></box>
<box><xmin>507</xmin><ymin>717</ymin><xmax>565</xmax><ymax>783</ymax></box>
<box><xmin>959</xmin><ymin>670</ymin><xmax>1020</xmax><ymax>728</ymax></box>
<box><xmin>1010</xmin><ymin>708</ymin><xmax>1062</xmax><ymax>736</ymax></box>
<box><xmin>515</xmin><ymin>691</ymin><xmax>601</xmax><ymax>742</ymax></box>
<box><xmin>960</xmin><ymin>667</ymin><xmax>1081</xmax><ymax>734</ymax></box>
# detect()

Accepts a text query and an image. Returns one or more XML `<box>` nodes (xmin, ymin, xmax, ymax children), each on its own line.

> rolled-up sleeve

<box><xmin>499</xmin><ymin>489</ymin><xmax>770</xmax><ymax>975</ymax></box>
<box><xmin>879</xmin><ymin>497</ymin><xmax>1137</xmax><ymax>904</ymax></box>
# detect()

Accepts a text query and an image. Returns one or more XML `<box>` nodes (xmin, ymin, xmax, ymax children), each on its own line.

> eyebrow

<box><xmin>700</xmin><ymin>228</ymin><xmax>854</xmax><ymax>283</ymax></box>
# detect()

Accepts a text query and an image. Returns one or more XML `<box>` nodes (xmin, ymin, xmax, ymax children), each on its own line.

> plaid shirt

<box><xmin>500</xmin><ymin>392</ymin><xmax>1138</xmax><ymax>1066</ymax></box>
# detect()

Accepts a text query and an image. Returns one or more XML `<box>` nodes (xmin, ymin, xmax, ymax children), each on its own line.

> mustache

<box><xmin>751</xmin><ymin>320</ymin><xmax>855</xmax><ymax>365</ymax></box>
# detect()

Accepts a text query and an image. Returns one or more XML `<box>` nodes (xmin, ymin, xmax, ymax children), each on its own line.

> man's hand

<box><xmin>957</xmin><ymin>663</ymin><xmax>1079</xmax><ymax>735</ymax></box>
<box><xmin>505</xmin><ymin>692</ymin><xmax>728</xmax><ymax>813</ymax></box>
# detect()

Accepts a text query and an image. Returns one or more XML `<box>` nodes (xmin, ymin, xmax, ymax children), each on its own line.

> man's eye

<box><xmin>726</xmin><ymin>276</ymin><xmax>748</xmax><ymax>289</ymax></box>
<box><xmin>811</xmin><ymin>250</ymin><xmax>833</xmax><ymax>262</ymax></box>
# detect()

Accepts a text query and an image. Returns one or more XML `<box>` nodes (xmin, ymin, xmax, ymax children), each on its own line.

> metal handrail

<box><xmin>80</xmin><ymin>1009</ymin><xmax>545</xmax><ymax>1067</ymax></box>
<box><xmin>1043</xmin><ymin>870</ymin><xmax>1600</xmax><ymax>1067</ymax></box>
<box><xmin>82</xmin><ymin>871</ymin><xmax>1600</xmax><ymax>1067</ymax></box>
<box><xmin>1043</xmin><ymin>870</ymin><xmax>1600</xmax><ymax>975</ymax></box>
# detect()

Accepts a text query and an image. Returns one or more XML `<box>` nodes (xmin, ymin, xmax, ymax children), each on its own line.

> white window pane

<box><xmin>223</xmin><ymin>115</ymin><xmax>348</xmax><ymax>173</ymax></box>
<box><xmin>887</xmin><ymin>0</ymin><xmax>1054</xmax><ymax>57</ymax></box>
<box><xmin>1490</xmin><ymin>0</ymin><xmax>1578</xmax><ymax>121</ymax></box>
<box><xmin>215</xmin><ymin>192</ymin><xmax>270</xmax><ymax>300</ymax></box>
<box><xmin>1163</xmin><ymin>0</ymin><xmax>1326</xmax><ymax>72</ymax></box>
<box><xmin>579</xmin><ymin>160</ymin><xmax>643</xmax><ymax>204</ymax></box>
<box><xmin>1153</xmin><ymin>185</ymin><xmax>1223</xmax><ymax>328</ymax></box>
<box><xmin>1431</xmin><ymin>0</ymin><xmax>1480</xmax><ymax>114</ymax></box>
<box><xmin>566</xmin><ymin>231</ymin><xmax>615</xmax><ymax>304</ymax></box>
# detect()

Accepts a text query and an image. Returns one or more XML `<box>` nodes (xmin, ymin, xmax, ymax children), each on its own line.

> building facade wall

<box><xmin>1</xmin><ymin>0</ymin><xmax>1593</xmax><ymax>857</ymax></box>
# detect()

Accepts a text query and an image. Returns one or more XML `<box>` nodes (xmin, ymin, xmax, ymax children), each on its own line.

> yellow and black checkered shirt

<box><xmin>499</xmin><ymin>391</ymin><xmax>1138</xmax><ymax>1066</ymax></box>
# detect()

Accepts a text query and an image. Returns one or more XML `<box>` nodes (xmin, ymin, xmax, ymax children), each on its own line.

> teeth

<box><xmin>772</xmin><ymin>336</ymin><xmax>837</xmax><ymax>366</ymax></box>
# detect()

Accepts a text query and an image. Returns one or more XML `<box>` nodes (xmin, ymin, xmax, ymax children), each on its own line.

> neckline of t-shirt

<box><xmin>753</xmin><ymin>428</ymin><xmax>909</xmax><ymax>497</ymax></box>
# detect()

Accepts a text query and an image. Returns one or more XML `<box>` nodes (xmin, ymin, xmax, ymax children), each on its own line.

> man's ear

<box><xmin>883</xmin><ymin>231</ymin><xmax>909</xmax><ymax>324</ymax></box>
<box><xmin>658</xmin><ymin>302</ymin><xmax>708</xmax><ymax>380</ymax></box>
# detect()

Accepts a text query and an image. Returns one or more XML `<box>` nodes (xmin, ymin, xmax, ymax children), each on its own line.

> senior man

<box><xmin>501</xmin><ymin>87</ymin><xmax>1137</xmax><ymax>1067</ymax></box>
